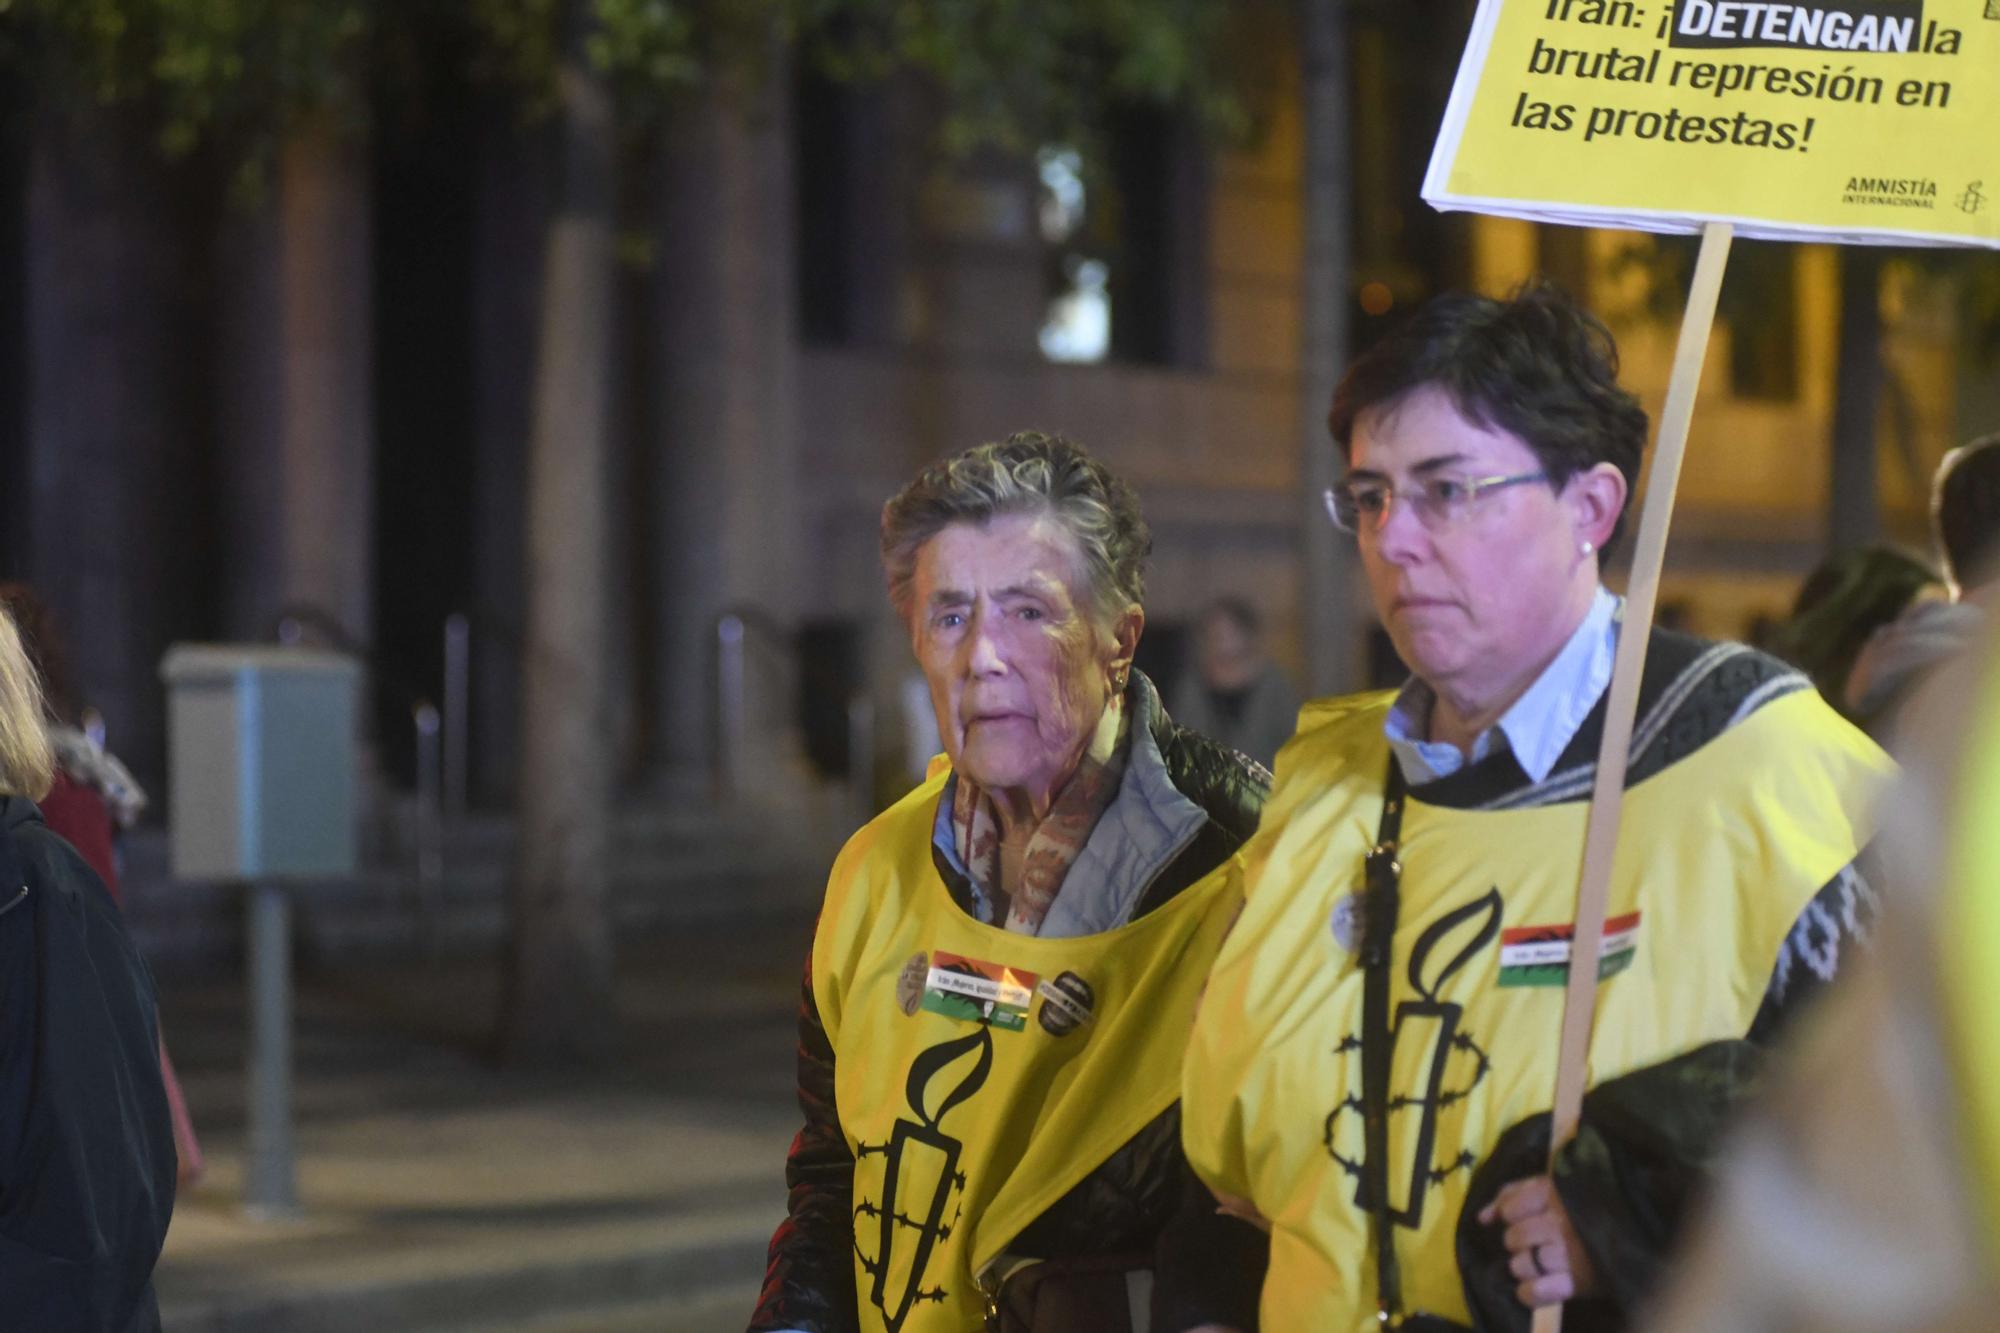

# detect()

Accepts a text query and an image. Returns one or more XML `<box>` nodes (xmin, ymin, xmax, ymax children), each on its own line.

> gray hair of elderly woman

<box><xmin>880</xmin><ymin>431</ymin><xmax>1152</xmax><ymax>630</ymax></box>
<box><xmin>0</xmin><ymin>604</ymin><xmax>53</xmax><ymax>801</ymax></box>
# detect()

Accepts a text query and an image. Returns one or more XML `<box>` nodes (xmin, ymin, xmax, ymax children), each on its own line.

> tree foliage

<box><xmin>1</xmin><ymin>0</ymin><xmax>784</xmax><ymax>164</ymax></box>
<box><xmin>1</xmin><ymin>0</ymin><xmax>372</xmax><ymax>158</ymax></box>
<box><xmin>3</xmin><ymin>0</ymin><xmax>1281</xmax><ymax>179</ymax></box>
<box><xmin>796</xmin><ymin>0</ymin><xmax>1269</xmax><ymax>160</ymax></box>
<box><xmin>466</xmin><ymin>0</ymin><xmax>783</xmax><ymax>117</ymax></box>
<box><xmin>465</xmin><ymin>0</ymin><xmax>1277</xmax><ymax>162</ymax></box>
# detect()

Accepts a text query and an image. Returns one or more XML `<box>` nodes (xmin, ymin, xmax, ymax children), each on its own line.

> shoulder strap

<box><xmin>1361</xmin><ymin>755</ymin><xmax>1408</xmax><ymax>1320</ymax></box>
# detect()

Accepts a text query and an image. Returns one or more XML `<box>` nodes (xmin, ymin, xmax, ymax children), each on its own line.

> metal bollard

<box><xmin>442</xmin><ymin>614</ymin><xmax>470</xmax><ymax>821</ymax></box>
<box><xmin>413</xmin><ymin>703</ymin><xmax>443</xmax><ymax>945</ymax></box>
<box><xmin>716</xmin><ymin>614</ymin><xmax>746</xmax><ymax>802</ymax></box>
<box><xmin>243</xmin><ymin>882</ymin><xmax>297</xmax><ymax>1217</ymax></box>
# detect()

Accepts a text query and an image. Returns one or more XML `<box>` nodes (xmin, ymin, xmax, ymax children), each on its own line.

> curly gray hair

<box><xmin>880</xmin><ymin>431</ymin><xmax>1151</xmax><ymax>628</ymax></box>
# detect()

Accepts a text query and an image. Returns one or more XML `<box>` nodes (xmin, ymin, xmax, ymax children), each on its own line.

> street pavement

<box><xmin>153</xmin><ymin>909</ymin><xmax>820</xmax><ymax>1332</ymax></box>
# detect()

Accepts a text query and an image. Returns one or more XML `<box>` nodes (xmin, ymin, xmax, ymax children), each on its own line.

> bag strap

<box><xmin>1360</xmin><ymin>754</ymin><xmax>1408</xmax><ymax>1322</ymax></box>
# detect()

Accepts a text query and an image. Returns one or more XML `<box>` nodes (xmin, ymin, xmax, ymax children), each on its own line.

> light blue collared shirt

<box><xmin>1385</xmin><ymin>587</ymin><xmax>1621</xmax><ymax>786</ymax></box>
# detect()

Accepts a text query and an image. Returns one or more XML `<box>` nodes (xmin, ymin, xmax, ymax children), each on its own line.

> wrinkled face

<box><xmin>909</xmin><ymin>512</ymin><xmax>1134</xmax><ymax>803</ymax></box>
<box><xmin>1349</xmin><ymin>385</ymin><xmax>1601</xmax><ymax>703</ymax></box>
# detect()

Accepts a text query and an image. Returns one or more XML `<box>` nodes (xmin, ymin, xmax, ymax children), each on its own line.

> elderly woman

<box><xmin>750</xmin><ymin>433</ymin><xmax>1269</xmax><ymax>1333</ymax></box>
<box><xmin>1178</xmin><ymin>286</ymin><xmax>1891</xmax><ymax>1331</ymax></box>
<box><xmin>0</xmin><ymin>604</ymin><xmax>175</xmax><ymax>1330</ymax></box>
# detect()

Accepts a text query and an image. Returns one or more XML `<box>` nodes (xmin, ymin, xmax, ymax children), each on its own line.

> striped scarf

<box><xmin>951</xmin><ymin>700</ymin><xmax>1129</xmax><ymax>935</ymax></box>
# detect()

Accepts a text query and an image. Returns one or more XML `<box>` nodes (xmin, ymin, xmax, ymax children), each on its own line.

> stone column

<box><xmin>465</xmin><ymin>111</ymin><xmax>554</xmax><ymax>804</ymax></box>
<box><xmin>215</xmin><ymin>121</ymin><xmax>375</xmax><ymax>647</ymax></box>
<box><xmin>23</xmin><ymin>101</ymin><xmax>201</xmax><ymax>783</ymax></box>
<box><xmin>1299</xmin><ymin>5</ymin><xmax>1367</xmax><ymax>696</ymax></box>
<box><xmin>651</xmin><ymin>73</ymin><xmax>805</xmax><ymax>791</ymax></box>
<box><xmin>1829</xmin><ymin>248</ymin><xmax>1883</xmax><ymax>551</ymax></box>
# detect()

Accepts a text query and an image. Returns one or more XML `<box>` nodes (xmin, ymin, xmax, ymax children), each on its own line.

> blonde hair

<box><xmin>0</xmin><ymin>605</ymin><xmax>53</xmax><ymax>801</ymax></box>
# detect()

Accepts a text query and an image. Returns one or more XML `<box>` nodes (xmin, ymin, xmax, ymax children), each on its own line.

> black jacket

<box><xmin>749</xmin><ymin>680</ymin><xmax>1271</xmax><ymax>1333</ymax></box>
<box><xmin>1453</xmin><ymin>1042</ymin><xmax>1769</xmax><ymax>1333</ymax></box>
<box><xmin>0</xmin><ymin>797</ymin><xmax>175</xmax><ymax>1332</ymax></box>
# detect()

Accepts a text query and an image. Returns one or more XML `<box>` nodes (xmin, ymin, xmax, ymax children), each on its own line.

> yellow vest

<box><xmin>1182</xmin><ymin>687</ymin><xmax>1889</xmax><ymax>1329</ymax></box>
<box><xmin>813</xmin><ymin>767</ymin><xmax>1239</xmax><ymax>1333</ymax></box>
<box><xmin>1941</xmin><ymin>649</ymin><xmax>2000</xmax><ymax>1267</ymax></box>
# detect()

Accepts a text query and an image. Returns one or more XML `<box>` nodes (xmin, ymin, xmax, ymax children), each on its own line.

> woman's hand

<box><xmin>1476</xmin><ymin>1174</ymin><xmax>1599</xmax><ymax>1308</ymax></box>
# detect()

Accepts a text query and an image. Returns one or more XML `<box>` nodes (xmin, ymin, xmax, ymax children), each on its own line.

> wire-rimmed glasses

<box><xmin>1323</xmin><ymin>470</ymin><xmax>1550</xmax><ymax>534</ymax></box>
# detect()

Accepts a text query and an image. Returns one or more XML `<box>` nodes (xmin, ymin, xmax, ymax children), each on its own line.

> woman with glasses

<box><xmin>1176</xmin><ymin>285</ymin><xmax>1890</xmax><ymax>1331</ymax></box>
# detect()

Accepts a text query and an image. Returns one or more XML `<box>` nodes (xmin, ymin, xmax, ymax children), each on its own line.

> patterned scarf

<box><xmin>951</xmin><ymin>698</ymin><xmax>1130</xmax><ymax>935</ymax></box>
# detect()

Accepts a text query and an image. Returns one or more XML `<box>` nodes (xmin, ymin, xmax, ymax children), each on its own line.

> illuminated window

<box><xmin>1036</xmin><ymin>147</ymin><xmax>1111</xmax><ymax>364</ymax></box>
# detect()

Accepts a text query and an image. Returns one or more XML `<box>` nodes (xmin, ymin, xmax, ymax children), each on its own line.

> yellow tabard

<box><xmin>1182</xmin><ymin>687</ymin><xmax>1889</xmax><ymax>1330</ymax></box>
<box><xmin>813</xmin><ymin>767</ymin><xmax>1238</xmax><ymax>1333</ymax></box>
<box><xmin>1941</xmin><ymin>647</ymin><xmax>2000</xmax><ymax>1267</ymax></box>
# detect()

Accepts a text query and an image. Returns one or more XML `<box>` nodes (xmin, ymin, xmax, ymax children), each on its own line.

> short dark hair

<box><xmin>1327</xmin><ymin>282</ymin><xmax>1648</xmax><ymax>555</ymax></box>
<box><xmin>1933</xmin><ymin>433</ymin><xmax>2000</xmax><ymax>591</ymax></box>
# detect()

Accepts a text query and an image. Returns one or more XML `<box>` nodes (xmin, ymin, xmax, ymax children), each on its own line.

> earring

<box><xmin>1580</xmin><ymin>540</ymin><xmax>1596</xmax><ymax>556</ymax></box>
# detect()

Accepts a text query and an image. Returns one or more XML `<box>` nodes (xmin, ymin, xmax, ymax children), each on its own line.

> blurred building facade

<box><xmin>0</xmin><ymin>8</ymin><xmax>1987</xmax><ymax>816</ymax></box>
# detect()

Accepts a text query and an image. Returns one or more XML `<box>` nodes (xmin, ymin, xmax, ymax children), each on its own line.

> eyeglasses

<box><xmin>1323</xmin><ymin>470</ymin><xmax>1550</xmax><ymax>534</ymax></box>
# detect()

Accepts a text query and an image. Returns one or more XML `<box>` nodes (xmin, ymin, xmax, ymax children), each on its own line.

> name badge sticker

<box><xmin>922</xmin><ymin>951</ymin><xmax>1039</xmax><ymax>1032</ymax></box>
<box><xmin>1498</xmin><ymin>911</ymin><xmax>1641</xmax><ymax>988</ymax></box>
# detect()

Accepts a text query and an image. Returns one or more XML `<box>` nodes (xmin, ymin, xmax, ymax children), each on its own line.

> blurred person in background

<box><xmin>0</xmin><ymin>601</ymin><xmax>175</xmax><ymax>1331</ymax></box>
<box><xmin>0</xmin><ymin>584</ymin><xmax>202</xmax><ymax>1188</ymax></box>
<box><xmin>1178</xmin><ymin>286</ymin><xmax>1890</xmax><ymax>1331</ymax></box>
<box><xmin>750</xmin><ymin>432</ymin><xmax>1269</xmax><ymax>1333</ymax></box>
<box><xmin>0</xmin><ymin>586</ymin><xmax>148</xmax><ymax>890</ymax></box>
<box><xmin>1641</xmin><ymin>611</ymin><xmax>2000</xmax><ymax>1333</ymax></box>
<box><xmin>1767</xmin><ymin>547</ymin><xmax>1944</xmax><ymax>728</ymax></box>
<box><xmin>1169</xmin><ymin>597</ymin><xmax>1300</xmax><ymax>772</ymax></box>
<box><xmin>1843</xmin><ymin>433</ymin><xmax>2000</xmax><ymax>741</ymax></box>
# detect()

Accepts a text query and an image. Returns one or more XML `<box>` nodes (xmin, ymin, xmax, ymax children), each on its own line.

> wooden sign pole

<box><xmin>1530</xmin><ymin>220</ymin><xmax>1735</xmax><ymax>1333</ymax></box>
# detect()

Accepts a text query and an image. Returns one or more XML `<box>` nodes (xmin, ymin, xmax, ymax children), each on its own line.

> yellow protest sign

<box><xmin>1425</xmin><ymin>0</ymin><xmax>2000</xmax><ymax>247</ymax></box>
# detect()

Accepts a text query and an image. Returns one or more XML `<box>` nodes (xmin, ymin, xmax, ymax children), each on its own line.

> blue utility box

<box><xmin>160</xmin><ymin>645</ymin><xmax>361</xmax><ymax>881</ymax></box>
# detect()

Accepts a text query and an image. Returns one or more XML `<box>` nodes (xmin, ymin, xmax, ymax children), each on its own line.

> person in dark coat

<box><xmin>0</xmin><ymin>583</ymin><xmax>202</xmax><ymax>1188</ymax></box>
<box><xmin>0</xmin><ymin>604</ymin><xmax>175</xmax><ymax>1331</ymax></box>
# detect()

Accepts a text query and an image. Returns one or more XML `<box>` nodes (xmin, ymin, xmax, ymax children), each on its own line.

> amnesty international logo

<box><xmin>1323</xmin><ymin>889</ymin><xmax>1502</xmax><ymax>1228</ymax></box>
<box><xmin>854</xmin><ymin>1027</ymin><xmax>992</xmax><ymax>1331</ymax></box>
<box><xmin>1959</xmin><ymin>181</ymin><xmax>1990</xmax><ymax>216</ymax></box>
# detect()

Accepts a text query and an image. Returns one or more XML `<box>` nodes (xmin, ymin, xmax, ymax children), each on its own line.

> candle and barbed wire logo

<box><xmin>1958</xmin><ymin>181</ymin><xmax>1988</xmax><ymax>216</ymax></box>
<box><xmin>1324</xmin><ymin>889</ymin><xmax>1502</xmax><ymax>1228</ymax></box>
<box><xmin>854</xmin><ymin>1027</ymin><xmax>992</xmax><ymax>1331</ymax></box>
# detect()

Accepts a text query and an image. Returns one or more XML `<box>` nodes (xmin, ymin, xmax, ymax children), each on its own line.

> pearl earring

<box><xmin>1580</xmin><ymin>540</ymin><xmax>1595</xmax><ymax>556</ymax></box>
